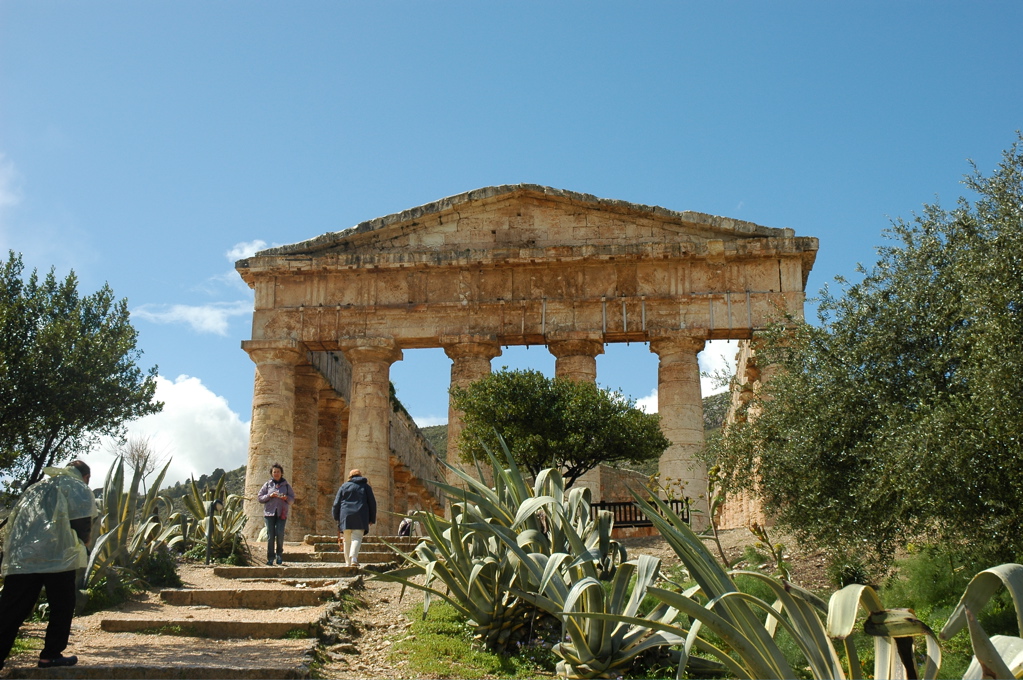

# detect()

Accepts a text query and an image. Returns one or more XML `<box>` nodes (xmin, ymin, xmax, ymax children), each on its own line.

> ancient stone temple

<box><xmin>236</xmin><ymin>185</ymin><xmax>818</xmax><ymax>537</ymax></box>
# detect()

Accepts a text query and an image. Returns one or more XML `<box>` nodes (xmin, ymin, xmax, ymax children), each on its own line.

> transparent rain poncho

<box><xmin>1</xmin><ymin>466</ymin><xmax>97</xmax><ymax>576</ymax></box>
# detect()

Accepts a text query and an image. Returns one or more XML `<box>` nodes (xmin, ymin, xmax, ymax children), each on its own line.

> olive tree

<box><xmin>0</xmin><ymin>252</ymin><xmax>162</xmax><ymax>495</ymax></box>
<box><xmin>708</xmin><ymin>135</ymin><xmax>1023</xmax><ymax>570</ymax></box>
<box><xmin>451</xmin><ymin>368</ymin><xmax>669</xmax><ymax>487</ymax></box>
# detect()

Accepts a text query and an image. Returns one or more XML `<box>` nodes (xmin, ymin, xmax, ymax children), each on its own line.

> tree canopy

<box><xmin>450</xmin><ymin>368</ymin><xmax>669</xmax><ymax>487</ymax></box>
<box><xmin>708</xmin><ymin>135</ymin><xmax>1023</xmax><ymax>570</ymax></box>
<box><xmin>0</xmin><ymin>252</ymin><xmax>162</xmax><ymax>494</ymax></box>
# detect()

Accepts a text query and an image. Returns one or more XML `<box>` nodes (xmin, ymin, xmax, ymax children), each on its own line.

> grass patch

<box><xmin>391</xmin><ymin>601</ymin><xmax>556</xmax><ymax>679</ymax></box>
<box><xmin>284</xmin><ymin>628</ymin><xmax>311</xmax><ymax>639</ymax></box>
<box><xmin>10</xmin><ymin>634</ymin><xmax>42</xmax><ymax>657</ymax></box>
<box><xmin>331</xmin><ymin>589</ymin><xmax>363</xmax><ymax>615</ymax></box>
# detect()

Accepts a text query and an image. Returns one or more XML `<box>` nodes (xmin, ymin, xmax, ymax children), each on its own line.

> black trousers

<box><xmin>0</xmin><ymin>569</ymin><xmax>77</xmax><ymax>663</ymax></box>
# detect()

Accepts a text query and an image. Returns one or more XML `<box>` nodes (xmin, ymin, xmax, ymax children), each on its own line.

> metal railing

<box><xmin>590</xmin><ymin>499</ymin><xmax>690</xmax><ymax>527</ymax></box>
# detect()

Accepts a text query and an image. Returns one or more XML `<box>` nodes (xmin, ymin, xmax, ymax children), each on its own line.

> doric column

<box><xmin>548</xmin><ymin>335</ymin><xmax>604</xmax><ymax>383</ymax></box>
<box><xmin>288</xmin><ymin>366</ymin><xmax>322</xmax><ymax>540</ymax></box>
<box><xmin>549</xmin><ymin>334</ymin><xmax>605</xmax><ymax>495</ymax></box>
<box><xmin>241</xmin><ymin>340</ymin><xmax>304</xmax><ymax>541</ymax></box>
<box><xmin>340</xmin><ymin>338</ymin><xmax>402</xmax><ymax>535</ymax></box>
<box><xmin>649</xmin><ymin>333</ymin><xmax>710</xmax><ymax>530</ymax></box>
<box><xmin>442</xmin><ymin>335</ymin><xmax>502</xmax><ymax>489</ymax></box>
<box><xmin>315</xmin><ymin>392</ymin><xmax>346</xmax><ymax>535</ymax></box>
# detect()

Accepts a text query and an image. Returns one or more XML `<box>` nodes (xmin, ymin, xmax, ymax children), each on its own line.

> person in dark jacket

<box><xmin>331</xmin><ymin>469</ymin><xmax>376</xmax><ymax>567</ymax></box>
<box><xmin>256</xmin><ymin>463</ymin><xmax>295</xmax><ymax>565</ymax></box>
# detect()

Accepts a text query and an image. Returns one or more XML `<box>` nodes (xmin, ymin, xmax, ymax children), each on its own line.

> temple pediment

<box><xmin>238</xmin><ymin>185</ymin><xmax>813</xmax><ymax>273</ymax></box>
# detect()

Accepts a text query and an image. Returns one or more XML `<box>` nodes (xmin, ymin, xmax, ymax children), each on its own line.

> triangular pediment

<box><xmin>246</xmin><ymin>185</ymin><xmax>799</xmax><ymax>260</ymax></box>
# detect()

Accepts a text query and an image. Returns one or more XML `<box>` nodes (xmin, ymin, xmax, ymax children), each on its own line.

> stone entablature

<box><xmin>237</xmin><ymin>185</ymin><xmax>818</xmax><ymax>535</ymax></box>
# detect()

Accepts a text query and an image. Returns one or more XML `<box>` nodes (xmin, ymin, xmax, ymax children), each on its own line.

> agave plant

<box><xmin>566</xmin><ymin>491</ymin><xmax>947</xmax><ymax>680</ymax></box>
<box><xmin>509</xmin><ymin>552</ymin><xmax>687</xmax><ymax>679</ymax></box>
<box><xmin>82</xmin><ymin>457</ymin><xmax>182</xmax><ymax>600</ymax></box>
<box><xmin>378</xmin><ymin>500</ymin><xmax>536</xmax><ymax>652</ymax></box>
<box><xmin>377</xmin><ymin>437</ymin><xmax>625</xmax><ymax>654</ymax></box>
<box><xmin>168</xmin><ymin>473</ymin><xmax>248</xmax><ymax>562</ymax></box>
<box><xmin>939</xmin><ymin>563</ymin><xmax>1023</xmax><ymax>679</ymax></box>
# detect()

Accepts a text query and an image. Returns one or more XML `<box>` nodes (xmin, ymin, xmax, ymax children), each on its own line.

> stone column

<box><xmin>649</xmin><ymin>333</ymin><xmax>709</xmax><ymax>530</ymax></box>
<box><xmin>288</xmin><ymin>366</ymin><xmax>322</xmax><ymax>540</ymax></box>
<box><xmin>316</xmin><ymin>392</ymin><xmax>346</xmax><ymax>535</ymax></box>
<box><xmin>442</xmin><ymin>336</ymin><xmax>502</xmax><ymax>489</ymax></box>
<box><xmin>241</xmin><ymin>340</ymin><xmax>304</xmax><ymax>541</ymax></box>
<box><xmin>548</xmin><ymin>335</ymin><xmax>605</xmax><ymax>496</ymax></box>
<box><xmin>549</xmin><ymin>336</ymin><xmax>604</xmax><ymax>384</ymax></box>
<box><xmin>340</xmin><ymin>339</ymin><xmax>402</xmax><ymax>535</ymax></box>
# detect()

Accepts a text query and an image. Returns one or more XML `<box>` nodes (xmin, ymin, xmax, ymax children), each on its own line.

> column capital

<box><xmin>339</xmin><ymin>337</ymin><xmax>403</xmax><ymax>365</ymax></box>
<box><xmin>440</xmin><ymin>335</ymin><xmax>503</xmax><ymax>362</ymax></box>
<box><xmin>649</xmin><ymin>332</ymin><xmax>707</xmax><ymax>358</ymax></box>
<box><xmin>547</xmin><ymin>338</ymin><xmax>605</xmax><ymax>360</ymax></box>
<box><xmin>242</xmin><ymin>339</ymin><xmax>306</xmax><ymax>365</ymax></box>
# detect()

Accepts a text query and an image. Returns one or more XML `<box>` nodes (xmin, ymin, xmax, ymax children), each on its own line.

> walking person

<box><xmin>332</xmin><ymin>469</ymin><xmax>376</xmax><ymax>567</ymax></box>
<box><xmin>0</xmin><ymin>460</ymin><xmax>96</xmax><ymax>670</ymax></box>
<box><xmin>257</xmin><ymin>463</ymin><xmax>294</xmax><ymax>566</ymax></box>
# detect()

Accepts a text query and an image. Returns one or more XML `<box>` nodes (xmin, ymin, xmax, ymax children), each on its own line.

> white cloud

<box><xmin>89</xmin><ymin>375</ymin><xmax>250</xmax><ymax>489</ymax></box>
<box><xmin>226</xmin><ymin>240</ymin><xmax>268</xmax><ymax>261</ymax></box>
<box><xmin>699</xmin><ymin>340</ymin><xmax>738</xmax><ymax>396</ymax></box>
<box><xmin>635</xmin><ymin>340</ymin><xmax>738</xmax><ymax>414</ymax></box>
<box><xmin>132</xmin><ymin>301</ymin><xmax>251</xmax><ymax>335</ymax></box>
<box><xmin>636</xmin><ymin>389</ymin><xmax>658</xmax><ymax>413</ymax></box>
<box><xmin>413</xmin><ymin>415</ymin><xmax>447</xmax><ymax>427</ymax></box>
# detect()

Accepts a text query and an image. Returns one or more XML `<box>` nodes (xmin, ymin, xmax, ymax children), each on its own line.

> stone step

<box><xmin>160</xmin><ymin>587</ymin><xmax>334</xmax><ymax>608</ymax></box>
<box><xmin>303</xmin><ymin>534</ymin><xmax>420</xmax><ymax>546</ymax></box>
<box><xmin>3</xmin><ymin>637</ymin><xmax>315</xmax><ymax>679</ymax></box>
<box><xmin>311</xmin><ymin>541</ymin><xmax>420</xmax><ymax>554</ymax></box>
<box><xmin>214</xmin><ymin>565</ymin><xmax>357</xmax><ymax>579</ymax></box>
<box><xmin>283</xmin><ymin>550</ymin><xmax>398</xmax><ymax>565</ymax></box>
<box><xmin>238</xmin><ymin>578</ymin><xmax>339</xmax><ymax>588</ymax></box>
<box><xmin>100</xmin><ymin>616</ymin><xmax>319</xmax><ymax>639</ymax></box>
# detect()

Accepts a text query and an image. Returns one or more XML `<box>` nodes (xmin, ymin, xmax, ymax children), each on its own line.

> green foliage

<box><xmin>170</xmin><ymin>473</ymin><xmax>249</xmax><ymax>564</ymax></box>
<box><xmin>81</xmin><ymin>575</ymin><xmax>137</xmax><ymax>614</ymax></box>
<box><xmin>391</xmin><ymin>601</ymin><xmax>556</xmax><ymax>679</ymax></box>
<box><xmin>884</xmin><ymin>546</ymin><xmax>988</xmax><ymax>612</ymax></box>
<box><xmin>136</xmin><ymin>544</ymin><xmax>183</xmax><ymax>588</ymax></box>
<box><xmin>82</xmin><ymin>456</ymin><xmax>182</xmax><ymax>606</ymax></box>
<box><xmin>376</xmin><ymin>438</ymin><xmax>625</xmax><ymax>658</ymax></box>
<box><xmin>451</xmin><ymin>369</ymin><xmax>669</xmax><ymax>487</ymax></box>
<box><xmin>708</xmin><ymin>135</ymin><xmax>1023</xmax><ymax>571</ymax></box>
<box><xmin>0</xmin><ymin>251</ymin><xmax>161</xmax><ymax>491</ymax></box>
<box><xmin>826</xmin><ymin>555</ymin><xmax>872</xmax><ymax>589</ymax></box>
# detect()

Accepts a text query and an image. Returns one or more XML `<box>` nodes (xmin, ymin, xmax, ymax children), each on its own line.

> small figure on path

<box><xmin>332</xmin><ymin>469</ymin><xmax>376</xmax><ymax>567</ymax></box>
<box><xmin>257</xmin><ymin>462</ymin><xmax>295</xmax><ymax>565</ymax></box>
<box><xmin>0</xmin><ymin>460</ymin><xmax>96</xmax><ymax>670</ymax></box>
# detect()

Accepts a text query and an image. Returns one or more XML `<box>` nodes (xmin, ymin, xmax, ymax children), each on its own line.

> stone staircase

<box><xmin>4</xmin><ymin>537</ymin><xmax>421</xmax><ymax>679</ymax></box>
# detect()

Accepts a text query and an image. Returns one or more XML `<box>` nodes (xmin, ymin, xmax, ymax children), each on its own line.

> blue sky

<box><xmin>2</xmin><ymin>2</ymin><xmax>1021</xmax><ymax>486</ymax></box>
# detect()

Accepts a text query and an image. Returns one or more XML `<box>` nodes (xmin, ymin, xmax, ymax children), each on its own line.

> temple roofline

<box><xmin>247</xmin><ymin>184</ymin><xmax>798</xmax><ymax>260</ymax></box>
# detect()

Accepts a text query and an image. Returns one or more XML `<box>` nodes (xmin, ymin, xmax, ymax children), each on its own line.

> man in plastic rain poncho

<box><xmin>0</xmin><ymin>460</ymin><xmax>96</xmax><ymax>670</ymax></box>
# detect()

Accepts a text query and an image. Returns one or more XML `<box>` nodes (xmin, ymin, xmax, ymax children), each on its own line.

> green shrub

<box><xmin>137</xmin><ymin>545</ymin><xmax>183</xmax><ymax>588</ymax></box>
<box><xmin>827</xmin><ymin>554</ymin><xmax>872</xmax><ymax>588</ymax></box>
<box><xmin>83</xmin><ymin>575</ymin><xmax>136</xmax><ymax>613</ymax></box>
<box><xmin>884</xmin><ymin>545</ymin><xmax>985</xmax><ymax>610</ymax></box>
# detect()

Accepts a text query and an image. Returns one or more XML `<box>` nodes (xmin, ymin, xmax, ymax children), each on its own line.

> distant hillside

<box><xmin>160</xmin><ymin>465</ymin><xmax>246</xmax><ymax>513</ymax></box>
<box><xmin>702</xmin><ymin>391</ymin><xmax>730</xmax><ymax>433</ymax></box>
<box><xmin>421</xmin><ymin>424</ymin><xmax>448</xmax><ymax>461</ymax></box>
